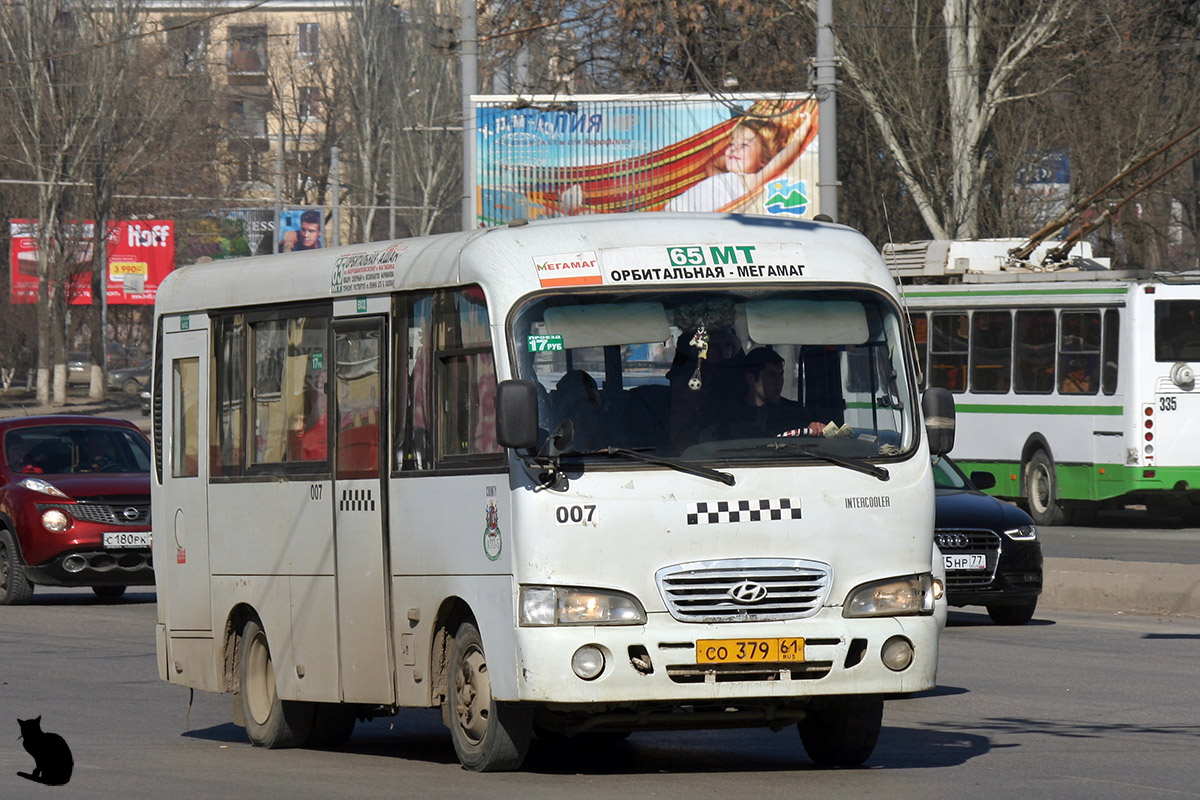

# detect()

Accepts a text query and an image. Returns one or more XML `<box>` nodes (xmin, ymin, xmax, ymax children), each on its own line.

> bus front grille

<box><xmin>655</xmin><ymin>558</ymin><xmax>832</xmax><ymax>622</ymax></box>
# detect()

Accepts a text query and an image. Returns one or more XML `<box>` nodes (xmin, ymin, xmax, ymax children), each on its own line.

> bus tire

<box><xmin>0</xmin><ymin>529</ymin><xmax>34</xmax><ymax>606</ymax></box>
<box><xmin>797</xmin><ymin>694</ymin><xmax>883</xmax><ymax>767</ymax></box>
<box><xmin>987</xmin><ymin>599</ymin><xmax>1037</xmax><ymax>626</ymax></box>
<box><xmin>445</xmin><ymin>621</ymin><xmax>532</xmax><ymax>771</ymax></box>
<box><xmin>305</xmin><ymin>703</ymin><xmax>357</xmax><ymax>748</ymax></box>
<box><xmin>1025</xmin><ymin>450</ymin><xmax>1066</xmax><ymax>526</ymax></box>
<box><xmin>238</xmin><ymin>618</ymin><xmax>314</xmax><ymax>748</ymax></box>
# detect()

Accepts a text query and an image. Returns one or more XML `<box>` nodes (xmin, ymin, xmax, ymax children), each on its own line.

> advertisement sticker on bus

<box><xmin>533</xmin><ymin>251</ymin><xmax>602</xmax><ymax>287</ymax></box>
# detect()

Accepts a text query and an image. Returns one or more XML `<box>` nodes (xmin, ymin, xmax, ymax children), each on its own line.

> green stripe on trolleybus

<box><xmin>952</xmin><ymin>460</ymin><xmax>1200</xmax><ymax>503</ymax></box>
<box><xmin>905</xmin><ymin>287</ymin><xmax>1129</xmax><ymax>298</ymax></box>
<box><xmin>955</xmin><ymin>403</ymin><xmax>1123</xmax><ymax>416</ymax></box>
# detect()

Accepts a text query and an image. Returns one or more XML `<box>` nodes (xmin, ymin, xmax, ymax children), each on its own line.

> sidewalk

<box><xmin>0</xmin><ymin>387</ymin><xmax>141</xmax><ymax>419</ymax></box>
<box><xmin>1041</xmin><ymin>557</ymin><xmax>1200</xmax><ymax>618</ymax></box>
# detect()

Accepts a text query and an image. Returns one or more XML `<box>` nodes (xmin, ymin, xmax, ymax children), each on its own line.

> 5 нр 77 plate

<box><xmin>696</xmin><ymin>638</ymin><xmax>804</xmax><ymax>664</ymax></box>
<box><xmin>944</xmin><ymin>553</ymin><xmax>986</xmax><ymax>570</ymax></box>
<box><xmin>103</xmin><ymin>531</ymin><xmax>151</xmax><ymax>549</ymax></box>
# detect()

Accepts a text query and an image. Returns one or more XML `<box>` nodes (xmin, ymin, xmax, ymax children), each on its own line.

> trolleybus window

<box><xmin>970</xmin><ymin>311</ymin><xmax>1012</xmax><ymax>394</ymax></box>
<box><xmin>1013</xmin><ymin>310</ymin><xmax>1056</xmax><ymax>394</ymax></box>
<box><xmin>929</xmin><ymin>313</ymin><xmax>968</xmax><ymax>392</ymax></box>
<box><xmin>1058</xmin><ymin>311</ymin><xmax>1100</xmax><ymax>395</ymax></box>
<box><xmin>1155</xmin><ymin>300</ymin><xmax>1200</xmax><ymax>362</ymax></box>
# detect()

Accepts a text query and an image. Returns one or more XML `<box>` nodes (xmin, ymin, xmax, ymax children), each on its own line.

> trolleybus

<box><xmin>892</xmin><ymin>238</ymin><xmax>1200</xmax><ymax>525</ymax></box>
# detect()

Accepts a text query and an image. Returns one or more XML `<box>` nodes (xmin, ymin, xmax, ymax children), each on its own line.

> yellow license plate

<box><xmin>696</xmin><ymin>638</ymin><xmax>805</xmax><ymax>664</ymax></box>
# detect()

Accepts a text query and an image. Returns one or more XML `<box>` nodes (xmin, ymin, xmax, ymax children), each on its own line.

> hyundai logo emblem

<box><xmin>122</xmin><ymin>507</ymin><xmax>140</xmax><ymax>521</ymax></box>
<box><xmin>936</xmin><ymin>532</ymin><xmax>969</xmax><ymax>549</ymax></box>
<box><xmin>728</xmin><ymin>581</ymin><xmax>769</xmax><ymax>604</ymax></box>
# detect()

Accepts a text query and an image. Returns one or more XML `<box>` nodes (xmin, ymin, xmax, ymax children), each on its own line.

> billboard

<box><xmin>278</xmin><ymin>207</ymin><xmax>324</xmax><ymax>252</ymax></box>
<box><xmin>10</xmin><ymin>219</ymin><xmax>175</xmax><ymax>305</ymax></box>
<box><xmin>473</xmin><ymin>93</ymin><xmax>819</xmax><ymax>227</ymax></box>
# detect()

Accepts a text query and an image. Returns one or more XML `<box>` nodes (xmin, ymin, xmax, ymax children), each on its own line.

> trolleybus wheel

<box><xmin>445</xmin><ymin>620</ymin><xmax>532</xmax><ymax>771</ymax></box>
<box><xmin>797</xmin><ymin>694</ymin><xmax>883</xmax><ymax>767</ymax></box>
<box><xmin>1025</xmin><ymin>450</ymin><xmax>1066</xmax><ymax>526</ymax></box>
<box><xmin>0</xmin><ymin>529</ymin><xmax>34</xmax><ymax>606</ymax></box>
<box><xmin>238</xmin><ymin>618</ymin><xmax>314</xmax><ymax>748</ymax></box>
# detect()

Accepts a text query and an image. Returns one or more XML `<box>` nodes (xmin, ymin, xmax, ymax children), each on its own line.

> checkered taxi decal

<box><xmin>686</xmin><ymin>498</ymin><xmax>801</xmax><ymax>525</ymax></box>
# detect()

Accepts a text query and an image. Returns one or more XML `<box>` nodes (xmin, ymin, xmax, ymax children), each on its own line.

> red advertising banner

<box><xmin>9</xmin><ymin>219</ymin><xmax>175</xmax><ymax>305</ymax></box>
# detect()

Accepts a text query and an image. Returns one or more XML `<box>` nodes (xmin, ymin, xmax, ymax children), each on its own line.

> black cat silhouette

<box><xmin>17</xmin><ymin>716</ymin><xmax>73</xmax><ymax>786</ymax></box>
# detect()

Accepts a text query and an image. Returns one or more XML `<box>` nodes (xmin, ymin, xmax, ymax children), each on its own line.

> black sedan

<box><xmin>933</xmin><ymin>455</ymin><xmax>1043</xmax><ymax>624</ymax></box>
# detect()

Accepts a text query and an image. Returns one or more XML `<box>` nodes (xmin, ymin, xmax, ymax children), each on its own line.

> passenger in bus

<box><xmin>1060</xmin><ymin>357</ymin><xmax>1094</xmax><ymax>394</ymax></box>
<box><xmin>552</xmin><ymin>370</ymin><xmax>603</xmax><ymax>450</ymax></box>
<box><xmin>718</xmin><ymin>347</ymin><xmax>827</xmax><ymax>439</ymax></box>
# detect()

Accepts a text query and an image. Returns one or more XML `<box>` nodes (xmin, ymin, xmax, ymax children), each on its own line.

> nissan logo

<box><xmin>728</xmin><ymin>581</ymin><xmax>769</xmax><ymax>604</ymax></box>
<box><xmin>936</xmin><ymin>532</ymin><xmax>969</xmax><ymax>549</ymax></box>
<box><xmin>122</xmin><ymin>507</ymin><xmax>140</xmax><ymax>522</ymax></box>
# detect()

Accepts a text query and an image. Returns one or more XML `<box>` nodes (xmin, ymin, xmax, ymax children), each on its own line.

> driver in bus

<box><xmin>716</xmin><ymin>347</ymin><xmax>827</xmax><ymax>439</ymax></box>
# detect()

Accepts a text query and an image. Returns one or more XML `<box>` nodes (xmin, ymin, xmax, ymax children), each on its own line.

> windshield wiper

<box><xmin>563</xmin><ymin>446</ymin><xmax>735</xmax><ymax>486</ymax></box>
<box><xmin>720</xmin><ymin>441</ymin><xmax>890</xmax><ymax>481</ymax></box>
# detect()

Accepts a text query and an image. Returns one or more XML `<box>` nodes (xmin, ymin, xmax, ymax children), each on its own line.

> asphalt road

<box><xmin>2</xmin><ymin>591</ymin><xmax>1198</xmax><ymax>799</ymax></box>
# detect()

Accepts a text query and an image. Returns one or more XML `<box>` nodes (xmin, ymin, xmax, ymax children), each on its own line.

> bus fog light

<box><xmin>881</xmin><ymin>636</ymin><xmax>914</xmax><ymax>671</ymax></box>
<box><xmin>572</xmin><ymin>645</ymin><xmax>605</xmax><ymax>680</ymax></box>
<box><xmin>932</xmin><ymin>577</ymin><xmax>945</xmax><ymax>600</ymax></box>
<box><xmin>41</xmin><ymin>508</ymin><xmax>71</xmax><ymax>532</ymax></box>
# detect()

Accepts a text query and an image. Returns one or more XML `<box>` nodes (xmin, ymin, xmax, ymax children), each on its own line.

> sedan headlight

<box><xmin>19</xmin><ymin>478</ymin><xmax>70</xmax><ymax>498</ymax></box>
<box><xmin>1004</xmin><ymin>524</ymin><xmax>1038</xmax><ymax>541</ymax></box>
<box><xmin>843</xmin><ymin>574</ymin><xmax>936</xmax><ymax>618</ymax></box>
<box><xmin>520</xmin><ymin>586</ymin><xmax>646</xmax><ymax>626</ymax></box>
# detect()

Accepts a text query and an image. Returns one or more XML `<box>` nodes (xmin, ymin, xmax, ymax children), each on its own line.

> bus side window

<box><xmin>172</xmin><ymin>357</ymin><xmax>200</xmax><ymax>478</ymax></box>
<box><xmin>928</xmin><ymin>313</ymin><xmax>968</xmax><ymax>393</ymax></box>
<box><xmin>1102</xmin><ymin>309</ymin><xmax>1119</xmax><ymax>395</ymax></box>
<box><xmin>910</xmin><ymin>313</ymin><xmax>928</xmax><ymax>390</ymax></box>
<box><xmin>969</xmin><ymin>311</ymin><xmax>1012</xmax><ymax>394</ymax></box>
<box><xmin>394</xmin><ymin>291</ymin><xmax>435</xmax><ymax>471</ymax></box>
<box><xmin>250</xmin><ymin>313</ymin><xmax>330</xmax><ymax>467</ymax></box>
<box><xmin>213</xmin><ymin>314</ymin><xmax>246</xmax><ymax>476</ymax></box>
<box><xmin>1058</xmin><ymin>311</ymin><xmax>1100</xmax><ymax>395</ymax></box>
<box><xmin>1013</xmin><ymin>309</ymin><xmax>1055</xmax><ymax>394</ymax></box>
<box><xmin>436</xmin><ymin>287</ymin><xmax>502</xmax><ymax>459</ymax></box>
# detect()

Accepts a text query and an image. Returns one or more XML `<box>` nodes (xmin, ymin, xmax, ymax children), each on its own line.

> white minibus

<box><xmin>152</xmin><ymin>213</ymin><xmax>952</xmax><ymax>771</ymax></box>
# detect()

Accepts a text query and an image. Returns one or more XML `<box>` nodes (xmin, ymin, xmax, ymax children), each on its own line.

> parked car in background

<box><xmin>67</xmin><ymin>342</ymin><xmax>138</xmax><ymax>384</ymax></box>
<box><xmin>107</xmin><ymin>360</ymin><xmax>151</xmax><ymax>394</ymax></box>
<box><xmin>933</xmin><ymin>454</ymin><xmax>1043</xmax><ymax>625</ymax></box>
<box><xmin>0</xmin><ymin>415</ymin><xmax>153</xmax><ymax>604</ymax></box>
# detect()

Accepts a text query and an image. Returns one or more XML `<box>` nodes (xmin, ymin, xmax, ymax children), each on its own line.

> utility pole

<box><xmin>461</xmin><ymin>0</ymin><xmax>478</xmax><ymax>231</ymax></box>
<box><xmin>813</xmin><ymin>0</ymin><xmax>839</xmax><ymax>221</ymax></box>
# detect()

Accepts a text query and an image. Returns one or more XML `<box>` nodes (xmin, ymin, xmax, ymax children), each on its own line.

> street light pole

<box><xmin>814</xmin><ymin>0</ymin><xmax>839</xmax><ymax>221</ymax></box>
<box><xmin>461</xmin><ymin>0</ymin><xmax>478</xmax><ymax>231</ymax></box>
<box><xmin>273</xmin><ymin>62</ymin><xmax>316</xmax><ymax>253</ymax></box>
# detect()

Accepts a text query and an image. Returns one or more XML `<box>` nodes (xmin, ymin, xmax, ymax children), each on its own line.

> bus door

<box><xmin>159</xmin><ymin>322</ymin><xmax>212</xmax><ymax>632</ymax></box>
<box><xmin>331</xmin><ymin>316</ymin><xmax>394</xmax><ymax>703</ymax></box>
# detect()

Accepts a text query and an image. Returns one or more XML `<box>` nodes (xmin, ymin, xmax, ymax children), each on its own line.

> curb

<box><xmin>1041</xmin><ymin>557</ymin><xmax>1200</xmax><ymax>619</ymax></box>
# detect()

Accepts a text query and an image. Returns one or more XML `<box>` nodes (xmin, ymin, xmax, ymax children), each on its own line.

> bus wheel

<box><xmin>798</xmin><ymin>694</ymin><xmax>883</xmax><ymax>767</ymax></box>
<box><xmin>987</xmin><ymin>599</ymin><xmax>1037</xmax><ymax>626</ymax></box>
<box><xmin>305</xmin><ymin>704</ymin><xmax>357</xmax><ymax>748</ymax></box>
<box><xmin>446</xmin><ymin>621</ymin><xmax>532</xmax><ymax>771</ymax></box>
<box><xmin>238</xmin><ymin>618</ymin><xmax>314</xmax><ymax>748</ymax></box>
<box><xmin>0</xmin><ymin>529</ymin><xmax>34</xmax><ymax>606</ymax></box>
<box><xmin>1025</xmin><ymin>451</ymin><xmax>1066</xmax><ymax>526</ymax></box>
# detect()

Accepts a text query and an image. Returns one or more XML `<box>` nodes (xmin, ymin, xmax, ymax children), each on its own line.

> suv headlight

<box><xmin>520</xmin><ymin>586</ymin><xmax>646</xmax><ymax>626</ymax></box>
<box><xmin>41</xmin><ymin>508</ymin><xmax>71</xmax><ymax>532</ymax></box>
<box><xmin>1004</xmin><ymin>524</ymin><xmax>1038</xmax><ymax>540</ymax></box>
<box><xmin>843</xmin><ymin>573</ymin><xmax>936</xmax><ymax>617</ymax></box>
<box><xmin>19</xmin><ymin>478</ymin><xmax>70</xmax><ymax>498</ymax></box>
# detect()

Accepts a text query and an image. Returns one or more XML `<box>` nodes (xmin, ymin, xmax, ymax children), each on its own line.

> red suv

<box><xmin>0</xmin><ymin>415</ymin><xmax>153</xmax><ymax>604</ymax></box>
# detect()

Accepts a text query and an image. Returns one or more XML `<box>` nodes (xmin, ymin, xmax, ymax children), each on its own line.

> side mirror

<box><xmin>921</xmin><ymin>387</ymin><xmax>956</xmax><ymax>456</ymax></box>
<box><xmin>496</xmin><ymin>379</ymin><xmax>539</xmax><ymax>450</ymax></box>
<box><xmin>969</xmin><ymin>471</ymin><xmax>996</xmax><ymax>491</ymax></box>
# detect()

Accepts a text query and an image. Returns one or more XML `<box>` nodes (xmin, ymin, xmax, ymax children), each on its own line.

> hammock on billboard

<box><xmin>505</xmin><ymin>98</ymin><xmax>818</xmax><ymax>216</ymax></box>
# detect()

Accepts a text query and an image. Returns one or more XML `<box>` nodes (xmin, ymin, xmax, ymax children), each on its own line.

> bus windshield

<box><xmin>510</xmin><ymin>288</ymin><xmax>917</xmax><ymax>465</ymax></box>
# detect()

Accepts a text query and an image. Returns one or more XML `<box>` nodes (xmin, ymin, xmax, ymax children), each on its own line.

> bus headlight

<box><xmin>843</xmin><ymin>574</ymin><xmax>936</xmax><ymax>617</ymax></box>
<box><xmin>520</xmin><ymin>586</ymin><xmax>647</xmax><ymax>626</ymax></box>
<box><xmin>1004</xmin><ymin>524</ymin><xmax>1038</xmax><ymax>541</ymax></box>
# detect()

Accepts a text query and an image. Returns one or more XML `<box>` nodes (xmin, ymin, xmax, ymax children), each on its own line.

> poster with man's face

<box><xmin>279</xmin><ymin>207</ymin><xmax>323</xmax><ymax>253</ymax></box>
